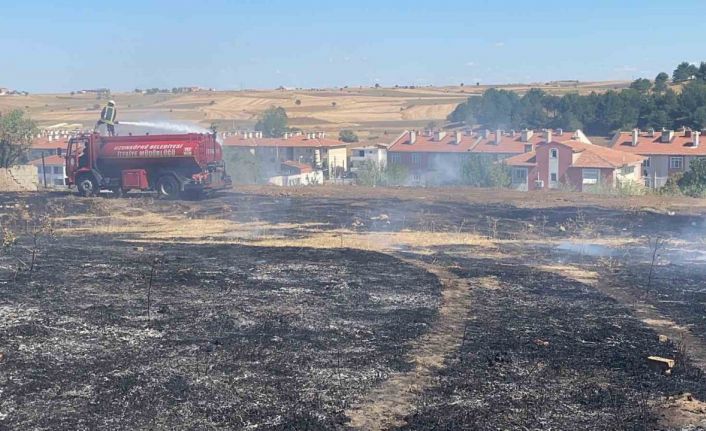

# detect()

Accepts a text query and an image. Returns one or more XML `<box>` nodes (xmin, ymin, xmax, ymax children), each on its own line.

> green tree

<box><xmin>518</xmin><ymin>88</ymin><xmax>549</xmax><ymax>129</ymax></box>
<box><xmin>698</xmin><ymin>62</ymin><xmax>706</xmax><ymax>80</ymax></box>
<box><xmin>339</xmin><ymin>129</ymin><xmax>359</xmax><ymax>143</ymax></box>
<box><xmin>630</xmin><ymin>78</ymin><xmax>652</xmax><ymax>93</ymax></box>
<box><xmin>0</xmin><ymin>110</ymin><xmax>37</xmax><ymax>167</ymax></box>
<box><xmin>654</xmin><ymin>72</ymin><xmax>669</xmax><ymax>92</ymax></box>
<box><xmin>225</xmin><ymin>149</ymin><xmax>266</xmax><ymax>184</ymax></box>
<box><xmin>355</xmin><ymin>160</ymin><xmax>385</xmax><ymax>186</ymax></box>
<box><xmin>254</xmin><ymin>106</ymin><xmax>288</xmax><ymax>138</ymax></box>
<box><xmin>677</xmin><ymin>81</ymin><xmax>706</xmax><ymax>128</ymax></box>
<box><xmin>460</xmin><ymin>154</ymin><xmax>510</xmax><ymax>188</ymax></box>
<box><xmin>385</xmin><ymin>163</ymin><xmax>409</xmax><ymax>186</ymax></box>
<box><xmin>673</xmin><ymin>62</ymin><xmax>698</xmax><ymax>83</ymax></box>
<box><xmin>678</xmin><ymin>158</ymin><xmax>706</xmax><ymax>196</ymax></box>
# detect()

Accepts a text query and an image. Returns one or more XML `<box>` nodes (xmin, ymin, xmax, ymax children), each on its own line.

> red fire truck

<box><xmin>65</xmin><ymin>132</ymin><xmax>231</xmax><ymax>199</ymax></box>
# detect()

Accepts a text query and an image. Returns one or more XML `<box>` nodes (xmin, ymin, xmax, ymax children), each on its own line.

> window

<box><xmin>621</xmin><ymin>165</ymin><xmax>635</xmax><ymax>175</ymax></box>
<box><xmin>53</xmin><ymin>166</ymin><xmax>62</xmax><ymax>174</ymax></box>
<box><xmin>643</xmin><ymin>157</ymin><xmax>650</xmax><ymax>168</ymax></box>
<box><xmin>550</xmin><ymin>148</ymin><xmax>558</xmax><ymax>159</ymax></box>
<box><xmin>358</xmin><ymin>150</ymin><xmax>365</xmax><ymax>157</ymax></box>
<box><xmin>390</xmin><ymin>153</ymin><xmax>401</xmax><ymax>164</ymax></box>
<box><xmin>550</xmin><ymin>173</ymin><xmax>558</xmax><ymax>182</ymax></box>
<box><xmin>582</xmin><ymin>168</ymin><xmax>600</xmax><ymax>185</ymax></box>
<box><xmin>511</xmin><ymin>168</ymin><xmax>526</xmax><ymax>183</ymax></box>
<box><xmin>670</xmin><ymin>156</ymin><xmax>684</xmax><ymax>169</ymax></box>
<box><xmin>53</xmin><ymin>178</ymin><xmax>64</xmax><ymax>186</ymax></box>
<box><xmin>411</xmin><ymin>153</ymin><xmax>421</xmax><ymax>167</ymax></box>
<box><xmin>524</xmin><ymin>144</ymin><xmax>533</xmax><ymax>153</ymax></box>
<box><xmin>37</xmin><ymin>166</ymin><xmax>43</xmax><ymax>174</ymax></box>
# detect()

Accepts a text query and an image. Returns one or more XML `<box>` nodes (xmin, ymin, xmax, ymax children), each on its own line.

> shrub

<box><xmin>460</xmin><ymin>155</ymin><xmax>510</xmax><ymax>188</ymax></box>
<box><xmin>678</xmin><ymin>158</ymin><xmax>706</xmax><ymax>197</ymax></box>
<box><xmin>339</xmin><ymin>130</ymin><xmax>359</xmax><ymax>143</ymax></box>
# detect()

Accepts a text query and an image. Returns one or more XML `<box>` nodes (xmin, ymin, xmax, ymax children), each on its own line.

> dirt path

<box><xmin>344</xmin><ymin>257</ymin><xmax>478</xmax><ymax>430</ymax></box>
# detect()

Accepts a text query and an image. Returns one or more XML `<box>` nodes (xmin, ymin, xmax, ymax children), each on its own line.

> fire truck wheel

<box><xmin>156</xmin><ymin>175</ymin><xmax>180</xmax><ymax>200</ymax></box>
<box><xmin>77</xmin><ymin>175</ymin><xmax>98</xmax><ymax>197</ymax></box>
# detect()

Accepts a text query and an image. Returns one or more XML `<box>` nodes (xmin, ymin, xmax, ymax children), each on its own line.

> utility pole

<box><xmin>41</xmin><ymin>152</ymin><xmax>47</xmax><ymax>188</ymax></box>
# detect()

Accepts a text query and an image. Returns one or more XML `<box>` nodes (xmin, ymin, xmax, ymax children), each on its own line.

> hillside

<box><xmin>0</xmin><ymin>81</ymin><xmax>630</xmax><ymax>137</ymax></box>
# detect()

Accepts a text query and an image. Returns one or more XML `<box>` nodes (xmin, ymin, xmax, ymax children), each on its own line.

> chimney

<box><xmin>409</xmin><ymin>130</ymin><xmax>417</xmax><ymax>144</ymax></box>
<box><xmin>546</xmin><ymin>129</ymin><xmax>553</xmax><ymax>143</ymax></box>
<box><xmin>694</xmin><ymin>131</ymin><xmax>701</xmax><ymax>148</ymax></box>
<box><xmin>510</xmin><ymin>129</ymin><xmax>516</xmax><ymax>137</ymax></box>
<box><xmin>434</xmin><ymin>130</ymin><xmax>447</xmax><ymax>141</ymax></box>
<box><xmin>661</xmin><ymin>129</ymin><xmax>674</xmax><ymax>143</ymax></box>
<box><xmin>685</xmin><ymin>128</ymin><xmax>692</xmax><ymax>138</ymax></box>
<box><xmin>520</xmin><ymin>129</ymin><xmax>534</xmax><ymax>142</ymax></box>
<box><xmin>494</xmin><ymin>129</ymin><xmax>502</xmax><ymax>145</ymax></box>
<box><xmin>455</xmin><ymin>131</ymin><xmax>463</xmax><ymax>145</ymax></box>
<box><xmin>482</xmin><ymin>129</ymin><xmax>490</xmax><ymax>139</ymax></box>
<box><xmin>631</xmin><ymin>128</ymin><xmax>639</xmax><ymax>147</ymax></box>
<box><xmin>556</xmin><ymin>128</ymin><xmax>563</xmax><ymax>135</ymax></box>
<box><xmin>648</xmin><ymin>128</ymin><xmax>655</xmax><ymax>137</ymax></box>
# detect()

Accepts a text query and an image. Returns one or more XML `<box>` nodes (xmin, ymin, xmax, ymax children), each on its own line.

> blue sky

<box><xmin>2</xmin><ymin>0</ymin><xmax>705</xmax><ymax>92</ymax></box>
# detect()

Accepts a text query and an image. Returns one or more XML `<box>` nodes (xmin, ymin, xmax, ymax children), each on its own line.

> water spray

<box><xmin>119</xmin><ymin>121</ymin><xmax>209</xmax><ymax>134</ymax></box>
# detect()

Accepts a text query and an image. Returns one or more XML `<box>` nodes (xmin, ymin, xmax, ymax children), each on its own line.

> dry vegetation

<box><xmin>1</xmin><ymin>186</ymin><xmax>705</xmax><ymax>430</ymax></box>
<box><xmin>0</xmin><ymin>81</ymin><xmax>630</xmax><ymax>137</ymax></box>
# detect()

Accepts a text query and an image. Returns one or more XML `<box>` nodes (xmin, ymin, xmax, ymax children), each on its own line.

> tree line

<box><xmin>448</xmin><ymin>61</ymin><xmax>706</xmax><ymax>136</ymax></box>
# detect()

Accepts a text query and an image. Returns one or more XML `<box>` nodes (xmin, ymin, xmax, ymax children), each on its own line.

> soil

<box><xmin>0</xmin><ymin>186</ymin><xmax>705</xmax><ymax>430</ymax></box>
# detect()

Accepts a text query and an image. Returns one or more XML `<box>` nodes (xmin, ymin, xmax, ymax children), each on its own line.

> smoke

<box><xmin>119</xmin><ymin>121</ymin><xmax>210</xmax><ymax>134</ymax></box>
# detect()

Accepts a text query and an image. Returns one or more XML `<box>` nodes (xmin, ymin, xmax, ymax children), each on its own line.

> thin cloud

<box><xmin>494</xmin><ymin>42</ymin><xmax>505</xmax><ymax>47</ymax></box>
<box><xmin>466</xmin><ymin>61</ymin><xmax>475</xmax><ymax>67</ymax></box>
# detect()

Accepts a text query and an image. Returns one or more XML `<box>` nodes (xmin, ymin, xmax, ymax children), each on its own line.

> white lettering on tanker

<box><xmin>112</xmin><ymin>144</ymin><xmax>185</xmax><ymax>158</ymax></box>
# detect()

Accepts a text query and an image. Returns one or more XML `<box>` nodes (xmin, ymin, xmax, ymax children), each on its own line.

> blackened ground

<box><xmin>396</xmin><ymin>253</ymin><xmax>706</xmax><ymax>431</ymax></box>
<box><xmin>605</xmin><ymin>259</ymin><xmax>706</xmax><ymax>347</ymax></box>
<box><xmin>0</xmin><ymin>237</ymin><xmax>441</xmax><ymax>430</ymax></box>
<box><xmin>205</xmin><ymin>191</ymin><xmax>705</xmax><ymax>239</ymax></box>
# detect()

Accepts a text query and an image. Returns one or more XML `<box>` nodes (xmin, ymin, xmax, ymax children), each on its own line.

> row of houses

<box><xmin>24</xmin><ymin>126</ymin><xmax>706</xmax><ymax>192</ymax></box>
<box><xmin>385</xmin><ymin>128</ymin><xmax>645</xmax><ymax>191</ymax></box>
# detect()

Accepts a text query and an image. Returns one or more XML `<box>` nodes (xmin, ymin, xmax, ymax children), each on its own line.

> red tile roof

<box><xmin>503</xmin><ymin>151</ymin><xmax>537</xmax><ymax>167</ymax></box>
<box><xmin>388</xmin><ymin>129</ymin><xmax>592</xmax><ymax>154</ymax></box>
<box><xmin>31</xmin><ymin>137</ymin><xmax>67</xmax><ymax>150</ymax></box>
<box><xmin>388</xmin><ymin>131</ymin><xmax>477</xmax><ymax>153</ymax></box>
<box><xmin>471</xmin><ymin>130</ymin><xmax>590</xmax><ymax>154</ymax></box>
<box><xmin>505</xmin><ymin>139</ymin><xmax>644</xmax><ymax>168</ymax></box>
<box><xmin>611</xmin><ymin>130</ymin><xmax>706</xmax><ymax>156</ymax></box>
<box><xmin>281</xmin><ymin>160</ymin><xmax>313</xmax><ymax>173</ymax></box>
<box><xmin>223</xmin><ymin>134</ymin><xmax>346</xmax><ymax>149</ymax></box>
<box><xmin>28</xmin><ymin>154</ymin><xmax>65</xmax><ymax>166</ymax></box>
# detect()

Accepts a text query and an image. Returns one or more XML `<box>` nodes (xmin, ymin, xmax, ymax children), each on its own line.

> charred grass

<box><xmin>0</xmin><ymin>236</ymin><xmax>441</xmax><ymax>429</ymax></box>
<box><xmin>1</xmin><ymin>188</ymin><xmax>706</xmax><ymax>430</ymax></box>
<box><xmin>397</xmin><ymin>255</ymin><xmax>706</xmax><ymax>430</ymax></box>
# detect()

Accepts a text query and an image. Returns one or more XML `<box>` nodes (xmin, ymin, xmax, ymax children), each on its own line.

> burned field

<box><xmin>1</xmin><ymin>187</ymin><xmax>706</xmax><ymax>430</ymax></box>
<box><xmin>398</xmin><ymin>255</ymin><xmax>706</xmax><ymax>430</ymax></box>
<box><xmin>0</xmin><ymin>238</ymin><xmax>440</xmax><ymax>429</ymax></box>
